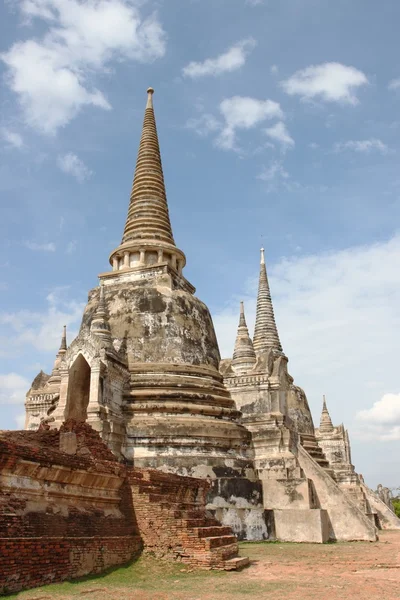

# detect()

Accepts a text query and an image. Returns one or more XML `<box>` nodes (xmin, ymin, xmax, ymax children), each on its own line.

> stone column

<box><xmin>171</xmin><ymin>255</ymin><xmax>177</xmax><ymax>270</ymax></box>
<box><xmin>51</xmin><ymin>367</ymin><xmax>69</xmax><ymax>426</ymax></box>
<box><xmin>112</xmin><ymin>257</ymin><xmax>119</xmax><ymax>271</ymax></box>
<box><xmin>157</xmin><ymin>249</ymin><xmax>163</xmax><ymax>264</ymax></box>
<box><xmin>140</xmin><ymin>250</ymin><xmax>145</xmax><ymax>265</ymax></box>
<box><xmin>124</xmin><ymin>252</ymin><xmax>130</xmax><ymax>268</ymax></box>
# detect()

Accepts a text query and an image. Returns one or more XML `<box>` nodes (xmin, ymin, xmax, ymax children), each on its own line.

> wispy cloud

<box><xmin>24</xmin><ymin>241</ymin><xmax>56</xmax><ymax>252</ymax></box>
<box><xmin>281</xmin><ymin>62</ymin><xmax>368</xmax><ymax>105</ymax></box>
<box><xmin>1</xmin><ymin>128</ymin><xmax>24</xmax><ymax>148</ymax></box>
<box><xmin>0</xmin><ymin>286</ymin><xmax>83</xmax><ymax>353</ymax></box>
<box><xmin>258</xmin><ymin>160</ymin><xmax>289</xmax><ymax>183</ymax></box>
<box><xmin>264</xmin><ymin>121</ymin><xmax>294</xmax><ymax>150</ymax></box>
<box><xmin>334</xmin><ymin>139</ymin><xmax>389</xmax><ymax>154</ymax></box>
<box><xmin>66</xmin><ymin>240</ymin><xmax>78</xmax><ymax>254</ymax></box>
<box><xmin>1</xmin><ymin>0</ymin><xmax>166</xmax><ymax>134</ymax></box>
<box><xmin>186</xmin><ymin>113</ymin><xmax>221</xmax><ymax>137</ymax></box>
<box><xmin>57</xmin><ymin>152</ymin><xmax>92</xmax><ymax>182</ymax></box>
<box><xmin>182</xmin><ymin>38</ymin><xmax>256</xmax><ymax>78</ymax></box>
<box><xmin>388</xmin><ymin>78</ymin><xmax>400</xmax><ymax>91</ymax></box>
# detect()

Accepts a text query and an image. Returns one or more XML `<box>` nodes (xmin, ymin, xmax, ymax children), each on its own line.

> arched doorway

<box><xmin>65</xmin><ymin>354</ymin><xmax>91</xmax><ymax>421</ymax></box>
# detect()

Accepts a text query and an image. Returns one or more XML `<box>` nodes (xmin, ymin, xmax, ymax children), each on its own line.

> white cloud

<box><xmin>281</xmin><ymin>62</ymin><xmax>368</xmax><ymax>105</ymax></box>
<box><xmin>264</xmin><ymin>121</ymin><xmax>294</xmax><ymax>149</ymax></box>
<box><xmin>24</xmin><ymin>241</ymin><xmax>56</xmax><ymax>252</ymax></box>
<box><xmin>186</xmin><ymin>113</ymin><xmax>221</xmax><ymax>137</ymax></box>
<box><xmin>0</xmin><ymin>286</ymin><xmax>84</xmax><ymax>353</ymax></box>
<box><xmin>388</xmin><ymin>78</ymin><xmax>400</xmax><ymax>91</ymax></box>
<box><xmin>356</xmin><ymin>393</ymin><xmax>400</xmax><ymax>440</ymax></box>
<box><xmin>1</xmin><ymin>128</ymin><xmax>24</xmax><ymax>148</ymax></box>
<box><xmin>182</xmin><ymin>38</ymin><xmax>256</xmax><ymax>78</ymax></box>
<box><xmin>334</xmin><ymin>139</ymin><xmax>389</xmax><ymax>154</ymax></box>
<box><xmin>270</xmin><ymin>64</ymin><xmax>279</xmax><ymax>75</ymax></box>
<box><xmin>57</xmin><ymin>152</ymin><xmax>92</xmax><ymax>182</ymax></box>
<box><xmin>246</xmin><ymin>0</ymin><xmax>264</xmax><ymax>5</ymax></box>
<box><xmin>213</xmin><ymin>235</ymin><xmax>400</xmax><ymax>438</ymax></box>
<box><xmin>217</xmin><ymin>96</ymin><xmax>283</xmax><ymax>150</ymax></box>
<box><xmin>0</xmin><ymin>373</ymin><xmax>30</xmax><ymax>406</ymax></box>
<box><xmin>1</xmin><ymin>0</ymin><xmax>166</xmax><ymax>134</ymax></box>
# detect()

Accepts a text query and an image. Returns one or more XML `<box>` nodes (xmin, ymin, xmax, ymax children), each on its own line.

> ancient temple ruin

<box><xmin>24</xmin><ymin>88</ymin><xmax>400</xmax><ymax>544</ymax></box>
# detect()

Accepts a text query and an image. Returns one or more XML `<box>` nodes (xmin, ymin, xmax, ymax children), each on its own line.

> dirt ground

<box><xmin>12</xmin><ymin>530</ymin><xmax>400</xmax><ymax>600</ymax></box>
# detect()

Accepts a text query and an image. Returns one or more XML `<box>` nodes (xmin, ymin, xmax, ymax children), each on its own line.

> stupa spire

<box><xmin>109</xmin><ymin>88</ymin><xmax>186</xmax><ymax>274</ymax></box>
<box><xmin>232</xmin><ymin>301</ymin><xmax>256</xmax><ymax>374</ymax></box>
<box><xmin>253</xmin><ymin>248</ymin><xmax>282</xmax><ymax>354</ymax></box>
<box><xmin>49</xmin><ymin>326</ymin><xmax>67</xmax><ymax>381</ymax></box>
<box><xmin>91</xmin><ymin>284</ymin><xmax>112</xmax><ymax>346</ymax></box>
<box><xmin>319</xmin><ymin>395</ymin><xmax>334</xmax><ymax>433</ymax></box>
<box><xmin>59</xmin><ymin>325</ymin><xmax>67</xmax><ymax>353</ymax></box>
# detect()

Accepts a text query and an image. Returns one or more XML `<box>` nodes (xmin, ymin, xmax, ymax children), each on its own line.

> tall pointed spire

<box><xmin>253</xmin><ymin>248</ymin><xmax>282</xmax><ymax>354</ymax></box>
<box><xmin>319</xmin><ymin>395</ymin><xmax>334</xmax><ymax>433</ymax></box>
<box><xmin>122</xmin><ymin>88</ymin><xmax>175</xmax><ymax>246</ymax></box>
<box><xmin>232</xmin><ymin>301</ymin><xmax>256</xmax><ymax>374</ymax></box>
<box><xmin>109</xmin><ymin>88</ymin><xmax>186</xmax><ymax>275</ymax></box>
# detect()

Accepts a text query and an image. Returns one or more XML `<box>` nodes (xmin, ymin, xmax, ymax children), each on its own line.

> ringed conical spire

<box><xmin>122</xmin><ymin>88</ymin><xmax>175</xmax><ymax>246</ymax></box>
<box><xmin>319</xmin><ymin>395</ymin><xmax>334</xmax><ymax>433</ymax></box>
<box><xmin>109</xmin><ymin>89</ymin><xmax>186</xmax><ymax>274</ymax></box>
<box><xmin>232</xmin><ymin>301</ymin><xmax>256</xmax><ymax>374</ymax></box>
<box><xmin>253</xmin><ymin>248</ymin><xmax>282</xmax><ymax>354</ymax></box>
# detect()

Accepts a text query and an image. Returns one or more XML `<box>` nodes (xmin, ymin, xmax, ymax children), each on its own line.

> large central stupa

<box><xmin>45</xmin><ymin>88</ymin><xmax>251</xmax><ymax>478</ymax></box>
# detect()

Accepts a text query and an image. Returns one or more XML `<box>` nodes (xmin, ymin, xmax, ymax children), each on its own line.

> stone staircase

<box><xmin>129</xmin><ymin>469</ymin><xmax>249</xmax><ymax>571</ymax></box>
<box><xmin>300</xmin><ymin>433</ymin><xmax>335</xmax><ymax>478</ymax></box>
<box><xmin>173</xmin><ymin>508</ymin><xmax>250</xmax><ymax>570</ymax></box>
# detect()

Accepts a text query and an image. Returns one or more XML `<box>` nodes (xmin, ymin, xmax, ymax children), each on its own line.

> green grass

<box><xmin>7</xmin><ymin>544</ymin><xmax>293</xmax><ymax>599</ymax></box>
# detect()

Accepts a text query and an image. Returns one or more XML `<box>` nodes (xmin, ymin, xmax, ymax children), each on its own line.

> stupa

<box><xmin>25</xmin><ymin>89</ymin><xmax>400</xmax><ymax>542</ymax></box>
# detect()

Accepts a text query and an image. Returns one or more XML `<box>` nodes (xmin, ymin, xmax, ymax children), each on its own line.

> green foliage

<box><xmin>392</xmin><ymin>498</ymin><xmax>400</xmax><ymax>518</ymax></box>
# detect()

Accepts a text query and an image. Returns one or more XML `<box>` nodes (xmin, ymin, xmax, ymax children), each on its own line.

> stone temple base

<box><xmin>273</xmin><ymin>508</ymin><xmax>330</xmax><ymax>543</ymax></box>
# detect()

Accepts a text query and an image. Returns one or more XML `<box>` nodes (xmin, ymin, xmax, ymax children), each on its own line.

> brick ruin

<box><xmin>15</xmin><ymin>85</ymin><xmax>399</xmax><ymax>591</ymax></box>
<box><xmin>0</xmin><ymin>420</ymin><xmax>247</xmax><ymax>595</ymax></box>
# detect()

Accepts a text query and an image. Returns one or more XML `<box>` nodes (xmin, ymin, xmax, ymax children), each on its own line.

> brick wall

<box><xmin>0</xmin><ymin>422</ymin><xmax>243</xmax><ymax>594</ymax></box>
<box><xmin>0</xmin><ymin>536</ymin><xmax>141</xmax><ymax>595</ymax></box>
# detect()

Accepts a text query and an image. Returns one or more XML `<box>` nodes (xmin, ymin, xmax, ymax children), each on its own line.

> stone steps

<box><xmin>204</xmin><ymin>535</ymin><xmax>237</xmax><ymax>549</ymax></box>
<box><xmin>301</xmin><ymin>434</ymin><xmax>335</xmax><ymax>477</ymax></box>
<box><xmin>170</xmin><ymin>505</ymin><xmax>248</xmax><ymax>569</ymax></box>
<box><xmin>224</xmin><ymin>556</ymin><xmax>250</xmax><ymax>571</ymax></box>
<box><xmin>194</xmin><ymin>526</ymin><xmax>233</xmax><ymax>538</ymax></box>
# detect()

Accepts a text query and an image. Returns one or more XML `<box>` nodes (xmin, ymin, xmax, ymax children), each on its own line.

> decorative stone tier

<box><xmin>78</xmin><ymin>272</ymin><xmax>252</xmax><ymax>476</ymax></box>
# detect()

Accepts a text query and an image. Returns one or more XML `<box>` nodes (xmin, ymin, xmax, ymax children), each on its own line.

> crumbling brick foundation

<box><xmin>0</xmin><ymin>421</ymin><xmax>247</xmax><ymax>594</ymax></box>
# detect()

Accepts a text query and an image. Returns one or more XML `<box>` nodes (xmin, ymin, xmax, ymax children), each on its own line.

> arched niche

<box><xmin>65</xmin><ymin>354</ymin><xmax>91</xmax><ymax>421</ymax></box>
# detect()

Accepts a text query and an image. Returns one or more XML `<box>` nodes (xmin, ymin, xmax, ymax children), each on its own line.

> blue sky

<box><xmin>1</xmin><ymin>0</ymin><xmax>399</xmax><ymax>489</ymax></box>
